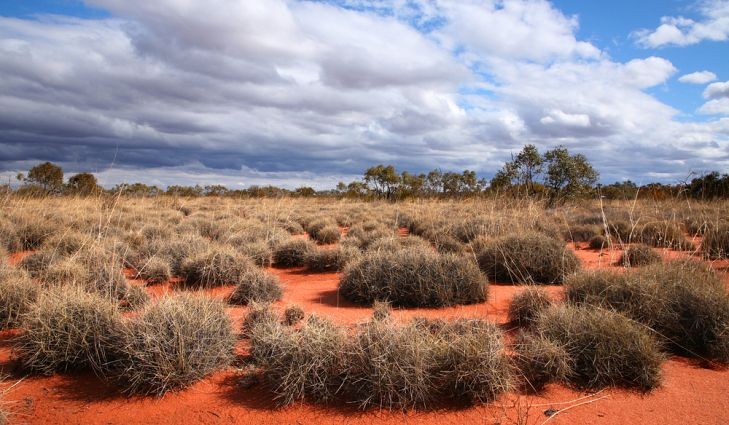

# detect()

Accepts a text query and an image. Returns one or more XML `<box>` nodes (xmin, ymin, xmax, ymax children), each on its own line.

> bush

<box><xmin>566</xmin><ymin>262</ymin><xmax>729</xmax><ymax>363</ymax></box>
<box><xmin>42</xmin><ymin>231</ymin><xmax>88</xmax><ymax>255</ymax></box>
<box><xmin>117</xmin><ymin>295</ymin><xmax>235</xmax><ymax>395</ymax></box>
<box><xmin>508</xmin><ymin>287</ymin><xmax>554</xmax><ymax>327</ymax></box>
<box><xmin>42</xmin><ymin>257</ymin><xmax>89</xmax><ymax>285</ymax></box>
<box><xmin>242</xmin><ymin>301</ymin><xmax>279</xmax><ymax>337</ymax></box>
<box><xmin>249</xmin><ymin>315</ymin><xmax>347</xmax><ymax>405</ymax></box>
<box><xmin>304</xmin><ymin>246</ymin><xmax>359</xmax><ymax>272</ymax></box>
<box><xmin>513</xmin><ymin>332</ymin><xmax>571</xmax><ymax>392</ymax></box>
<box><xmin>346</xmin><ymin>318</ymin><xmax>511</xmax><ymax>408</ymax></box>
<box><xmin>312</xmin><ymin>225</ymin><xmax>341</xmax><ymax>244</ymax></box>
<box><xmin>15</xmin><ymin>285</ymin><xmax>124</xmax><ymax>375</ymax></box>
<box><xmin>228</xmin><ymin>269</ymin><xmax>282</xmax><ymax>305</ymax></box>
<box><xmin>0</xmin><ymin>220</ymin><xmax>21</xmax><ymax>252</ymax></box>
<box><xmin>605</xmin><ymin>220</ymin><xmax>633</xmax><ymax>242</ymax></box>
<box><xmin>237</xmin><ymin>242</ymin><xmax>273</xmax><ymax>267</ymax></box>
<box><xmin>273</xmin><ymin>239</ymin><xmax>317</xmax><ymax>267</ymax></box>
<box><xmin>18</xmin><ymin>250</ymin><xmax>57</xmax><ymax>279</ymax></box>
<box><xmin>477</xmin><ymin>232</ymin><xmax>580</xmax><ymax>284</ymax></box>
<box><xmin>534</xmin><ymin>305</ymin><xmax>664</xmax><ymax>391</ymax></box>
<box><xmin>618</xmin><ymin>244</ymin><xmax>661</xmax><ymax>267</ymax></box>
<box><xmin>588</xmin><ymin>235</ymin><xmax>608</xmax><ymax>250</ymax></box>
<box><xmin>564</xmin><ymin>225</ymin><xmax>600</xmax><ymax>243</ymax></box>
<box><xmin>702</xmin><ymin>224</ymin><xmax>729</xmax><ymax>259</ymax></box>
<box><xmin>284</xmin><ymin>304</ymin><xmax>304</xmax><ymax>326</ymax></box>
<box><xmin>181</xmin><ymin>247</ymin><xmax>255</xmax><ymax>287</ymax></box>
<box><xmin>16</xmin><ymin>220</ymin><xmax>56</xmax><ymax>250</ymax></box>
<box><xmin>0</xmin><ymin>268</ymin><xmax>38</xmax><ymax>329</ymax></box>
<box><xmin>639</xmin><ymin>221</ymin><xmax>693</xmax><ymax>250</ymax></box>
<box><xmin>138</xmin><ymin>257</ymin><xmax>171</xmax><ymax>284</ymax></box>
<box><xmin>340</xmin><ymin>248</ymin><xmax>486</xmax><ymax>307</ymax></box>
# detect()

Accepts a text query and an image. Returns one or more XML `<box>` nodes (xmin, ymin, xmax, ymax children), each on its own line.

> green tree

<box><xmin>27</xmin><ymin>161</ymin><xmax>64</xmax><ymax>192</ymax></box>
<box><xmin>67</xmin><ymin>172</ymin><xmax>100</xmax><ymax>195</ymax></box>
<box><xmin>294</xmin><ymin>186</ymin><xmax>316</xmax><ymax>197</ymax></box>
<box><xmin>167</xmin><ymin>185</ymin><xmax>204</xmax><ymax>197</ymax></box>
<box><xmin>364</xmin><ymin>164</ymin><xmax>400</xmax><ymax>199</ymax></box>
<box><xmin>490</xmin><ymin>144</ymin><xmax>543</xmax><ymax>195</ymax></box>
<box><xmin>543</xmin><ymin>146</ymin><xmax>598</xmax><ymax>205</ymax></box>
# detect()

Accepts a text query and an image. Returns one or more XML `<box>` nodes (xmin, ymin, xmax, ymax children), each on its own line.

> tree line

<box><xmin>5</xmin><ymin>145</ymin><xmax>729</xmax><ymax>201</ymax></box>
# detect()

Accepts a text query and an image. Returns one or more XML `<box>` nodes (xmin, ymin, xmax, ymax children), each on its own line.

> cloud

<box><xmin>679</xmin><ymin>70</ymin><xmax>718</xmax><ymax>84</ymax></box>
<box><xmin>704</xmin><ymin>81</ymin><xmax>729</xmax><ymax>99</ymax></box>
<box><xmin>634</xmin><ymin>0</ymin><xmax>729</xmax><ymax>47</ymax></box>
<box><xmin>0</xmin><ymin>0</ymin><xmax>726</xmax><ymax>187</ymax></box>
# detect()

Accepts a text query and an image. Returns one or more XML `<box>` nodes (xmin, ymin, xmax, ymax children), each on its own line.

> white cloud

<box><xmin>679</xmin><ymin>70</ymin><xmax>718</xmax><ymax>84</ymax></box>
<box><xmin>540</xmin><ymin>110</ymin><xmax>591</xmax><ymax>128</ymax></box>
<box><xmin>699</xmin><ymin>98</ymin><xmax>729</xmax><ymax>115</ymax></box>
<box><xmin>704</xmin><ymin>81</ymin><xmax>729</xmax><ymax>99</ymax></box>
<box><xmin>634</xmin><ymin>0</ymin><xmax>729</xmax><ymax>48</ymax></box>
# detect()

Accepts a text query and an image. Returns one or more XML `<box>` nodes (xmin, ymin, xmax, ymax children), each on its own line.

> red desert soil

<box><xmin>1</xmin><ymin>244</ymin><xmax>729</xmax><ymax>424</ymax></box>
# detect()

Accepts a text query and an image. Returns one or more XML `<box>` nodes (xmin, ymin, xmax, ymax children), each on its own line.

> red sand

<box><xmin>2</xmin><ymin>243</ymin><xmax>729</xmax><ymax>424</ymax></box>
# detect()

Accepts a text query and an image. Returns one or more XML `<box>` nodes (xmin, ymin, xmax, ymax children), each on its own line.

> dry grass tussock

<box><xmin>508</xmin><ymin>287</ymin><xmax>554</xmax><ymax>327</ymax></box>
<box><xmin>228</xmin><ymin>268</ymin><xmax>282</xmax><ymax>305</ymax></box>
<box><xmin>181</xmin><ymin>246</ymin><xmax>256</xmax><ymax>287</ymax></box>
<box><xmin>477</xmin><ymin>232</ymin><xmax>580</xmax><ymax>284</ymax></box>
<box><xmin>0</xmin><ymin>264</ymin><xmax>38</xmax><ymax>329</ymax></box>
<box><xmin>618</xmin><ymin>244</ymin><xmax>662</xmax><ymax>267</ymax></box>
<box><xmin>340</xmin><ymin>247</ymin><xmax>486</xmax><ymax>307</ymax></box>
<box><xmin>116</xmin><ymin>294</ymin><xmax>235</xmax><ymax>395</ymax></box>
<box><xmin>248</xmin><ymin>304</ymin><xmax>511</xmax><ymax>409</ymax></box>
<box><xmin>15</xmin><ymin>285</ymin><xmax>124</xmax><ymax>376</ymax></box>
<box><xmin>533</xmin><ymin>305</ymin><xmax>664</xmax><ymax>391</ymax></box>
<box><xmin>566</xmin><ymin>261</ymin><xmax>729</xmax><ymax>363</ymax></box>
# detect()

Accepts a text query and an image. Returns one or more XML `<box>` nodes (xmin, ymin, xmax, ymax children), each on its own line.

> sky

<box><xmin>0</xmin><ymin>0</ymin><xmax>728</xmax><ymax>189</ymax></box>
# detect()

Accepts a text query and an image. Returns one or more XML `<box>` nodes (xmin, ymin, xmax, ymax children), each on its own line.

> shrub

<box><xmin>372</xmin><ymin>300</ymin><xmax>391</xmax><ymax>321</ymax></box>
<box><xmin>42</xmin><ymin>231</ymin><xmax>88</xmax><ymax>255</ymax></box>
<box><xmin>534</xmin><ymin>305</ymin><xmax>664</xmax><ymax>391</ymax></box>
<box><xmin>237</xmin><ymin>242</ymin><xmax>273</xmax><ymax>267</ymax></box>
<box><xmin>564</xmin><ymin>225</ymin><xmax>600</xmax><ymax>243</ymax></box>
<box><xmin>346</xmin><ymin>318</ymin><xmax>511</xmax><ymax>408</ymax></box>
<box><xmin>16</xmin><ymin>220</ymin><xmax>56</xmax><ymax>250</ymax></box>
<box><xmin>0</xmin><ymin>220</ymin><xmax>21</xmax><ymax>252</ymax></box>
<box><xmin>181</xmin><ymin>247</ymin><xmax>255</xmax><ymax>287</ymax></box>
<box><xmin>588</xmin><ymin>235</ymin><xmax>608</xmax><ymax>250</ymax></box>
<box><xmin>618</xmin><ymin>245</ymin><xmax>661</xmax><ymax>267</ymax></box>
<box><xmin>242</xmin><ymin>301</ymin><xmax>279</xmax><ymax>337</ymax></box>
<box><xmin>566</xmin><ymin>262</ymin><xmax>729</xmax><ymax>363</ymax></box>
<box><xmin>312</xmin><ymin>225</ymin><xmax>341</xmax><ymax>244</ymax></box>
<box><xmin>304</xmin><ymin>246</ymin><xmax>359</xmax><ymax>272</ymax></box>
<box><xmin>340</xmin><ymin>248</ymin><xmax>486</xmax><ymax>307</ymax></box>
<box><xmin>15</xmin><ymin>285</ymin><xmax>124</xmax><ymax>375</ymax></box>
<box><xmin>228</xmin><ymin>269</ymin><xmax>282</xmax><ymax>305</ymax></box>
<box><xmin>0</xmin><ymin>268</ymin><xmax>38</xmax><ymax>329</ymax></box>
<box><xmin>117</xmin><ymin>295</ymin><xmax>235</xmax><ymax>395</ymax></box>
<box><xmin>639</xmin><ymin>221</ymin><xmax>693</xmax><ymax>250</ymax></box>
<box><xmin>366</xmin><ymin>235</ymin><xmax>431</xmax><ymax>253</ymax></box>
<box><xmin>41</xmin><ymin>257</ymin><xmax>89</xmax><ymax>285</ymax></box>
<box><xmin>436</xmin><ymin>320</ymin><xmax>512</xmax><ymax>403</ymax></box>
<box><xmin>249</xmin><ymin>315</ymin><xmax>347</xmax><ymax>405</ymax></box>
<box><xmin>138</xmin><ymin>257</ymin><xmax>171</xmax><ymax>284</ymax></box>
<box><xmin>508</xmin><ymin>287</ymin><xmax>554</xmax><ymax>327</ymax></box>
<box><xmin>18</xmin><ymin>250</ymin><xmax>57</xmax><ymax>279</ymax></box>
<box><xmin>513</xmin><ymin>332</ymin><xmax>571</xmax><ymax>392</ymax></box>
<box><xmin>476</xmin><ymin>232</ymin><xmax>580</xmax><ymax>284</ymax></box>
<box><xmin>273</xmin><ymin>239</ymin><xmax>317</xmax><ymax>267</ymax></box>
<box><xmin>343</xmin><ymin>222</ymin><xmax>394</xmax><ymax>250</ymax></box>
<box><xmin>284</xmin><ymin>304</ymin><xmax>304</xmax><ymax>326</ymax></box>
<box><xmin>702</xmin><ymin>224</ymin><xmax>729</xmax><ymax>259</ymax></box>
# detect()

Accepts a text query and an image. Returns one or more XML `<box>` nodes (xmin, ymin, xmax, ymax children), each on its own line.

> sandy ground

<box><xmin>1</xmin><ymin>239</ymin><xmax>728</xmax><ymax>424</ymax></box>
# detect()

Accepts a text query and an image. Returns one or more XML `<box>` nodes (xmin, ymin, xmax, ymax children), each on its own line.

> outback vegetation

<box><xmin>0</xmin><ymin>160</ymin><xmax>728</xmax><ymax>422</ymax></box>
